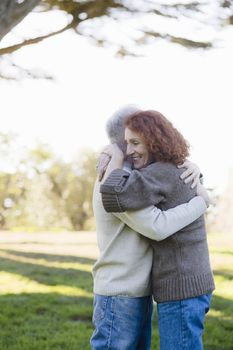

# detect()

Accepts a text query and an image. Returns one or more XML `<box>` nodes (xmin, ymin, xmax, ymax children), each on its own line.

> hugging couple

<box><xmin>90</xmin><ymin>105</ymin><xmax>215</xmax><ymax>350</ymax></box>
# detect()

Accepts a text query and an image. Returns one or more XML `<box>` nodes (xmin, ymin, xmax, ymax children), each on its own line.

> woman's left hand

<box><xmin>178</xmin><ymin>160</ymin><xmax>201</xmax><ymax>189</ymax></box>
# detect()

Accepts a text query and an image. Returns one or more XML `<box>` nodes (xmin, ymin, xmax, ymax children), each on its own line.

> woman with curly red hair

<box><xmin>99</xmin><ymin>109</ymin><xmax>215</xmax><ymax>350</ymax></box>
<box><xmin>125</xmin><ymin>109</ymin><xmax>189</xmax><ymax>166</ymax></box>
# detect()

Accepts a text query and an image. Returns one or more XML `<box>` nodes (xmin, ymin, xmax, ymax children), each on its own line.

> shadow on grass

<box><xmin>203</xmin><ymin>294</ymin><xmax>233</xmax><ymax>350</ymax></box>
<box><xmin>1</xmin><ymin>241</ymin><xmax>97</xmax><ymax>247</ymax></box>
<box><xmin>213</xmin><ymin>269</ymin><xmax>233</xmax><ymax>281</ymax></box>
<box><xmin>210</xmin><ymin>293</ymin><xmax>233</xmax><ymax>319</ymax></box>
<box><xmin>1</xmin><ymin>249</ymin><xmax>233</xmax><ymax>349</ymax></box>
<box><xmin>0</xmin><ymin>249</ymin><xmax>96</xmax><ymax>293</ymax></box>
<box><xmin>0</xmin><ymin>249</ymin><xmax>95</xmax><ymax>264</ymax></box>
<box><xmin>0</xmin><ymin>292</ymin><xmax>94</xmax><ymax>350</ymax></box>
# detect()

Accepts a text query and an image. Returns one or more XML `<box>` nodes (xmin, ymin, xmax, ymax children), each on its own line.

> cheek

<box><xmin>143</xmin><ymin>152</ymin><xmax>150</xmax><ymax>164</ymax></box>
<box><xmin>143</xmin><ymin>149</ymin><xmax>149</xmax><ymax>162</ymax></box>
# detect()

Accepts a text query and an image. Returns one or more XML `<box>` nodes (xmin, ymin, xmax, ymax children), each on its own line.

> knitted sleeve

<box><xmin>113</xmin><ymin>197</ymin><xmax>207</xmax><ymax>240</ymax></box>
<box><xmin>100</xmin><ymin>162</ymin><xmax>176</xmax><ymax>212</ymax></box>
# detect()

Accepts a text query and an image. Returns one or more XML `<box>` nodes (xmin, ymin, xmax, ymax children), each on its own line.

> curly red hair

<box><xmin>125</xmin><ymin>110</ymin><xmax>189</xmax><ymax>165</ymax></box>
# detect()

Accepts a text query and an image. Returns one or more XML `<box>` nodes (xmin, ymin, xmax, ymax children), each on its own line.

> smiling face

<box><xmin>125</xmin><ymin>127</ymin><xmax>152</xmax><ymax>169</ymax></box>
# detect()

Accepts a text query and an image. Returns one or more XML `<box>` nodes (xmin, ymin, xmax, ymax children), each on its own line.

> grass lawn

<box><xmin>0</xmin><ymin>231</ymin><xmax>232</xmax><ymax>350</ymax></box>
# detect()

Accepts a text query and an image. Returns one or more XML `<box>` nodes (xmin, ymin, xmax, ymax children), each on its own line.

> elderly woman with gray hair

<box><xmin>90</xmin><ymin>105</ymin><xmax>211</xmax><ymax>350</ymax></box>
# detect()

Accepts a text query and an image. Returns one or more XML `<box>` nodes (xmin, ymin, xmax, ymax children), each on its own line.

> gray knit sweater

<box><xmin>100</xmin><ymin>162</ymin><xmax>215</xmax><ymax>302</ymax></box>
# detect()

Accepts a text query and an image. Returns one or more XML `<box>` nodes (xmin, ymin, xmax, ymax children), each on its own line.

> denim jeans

<box><xmin>90</xmin><ymin>294</ymin><xmax>153</xmax><ymax>350</ymax></box>
<box><xmin>157</xmin><ymin>293</ymin><xmax>212</xmax><ymax>350</ymax></box>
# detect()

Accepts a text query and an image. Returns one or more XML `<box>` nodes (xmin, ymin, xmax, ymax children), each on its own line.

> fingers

<box><xmin>183</xmin><ymin>173</ymin><xmax>196</xmax><ymax>184</ymax></box>
<box><xmin>178</xmin><ymin>160</ymin><xmax>200</xmax><ymax>177</ymax></box>
<box><xmin>181</xmin><ymin>172</ymin><xmax>199</xmax><ymax>188</ymax></box>
<box><xmin>180</xmin><ymin>167</ymin><xmax>194</xmax><ymax>180</ymax></box>
<box><xmin>98</xmin><ymin>165</ymin><xmax>107</xmax><ymax>181</ymax></box>
<box><xmin>101</xmin><ymin>144</ymin><xmax>113</xmax><ymax>157</ymax></box>
<box><xmin>180</xmin><ymin>164</ymin><xmax>200</xmax><ymax>188</ymax></box>
<box><xmin>97</xmin><ymin>154</ymin><xmax>111</xmax><ymax>171</ymax></box>
<box><xmin>96</xmin><ymin>153</ymin><xmax>111</xmax><ymax>180</ymax></box>
<box><xmin>101</xmin><ymin>143</ymin><xmax>121</xmax><ymax>157</ymax></box>
<box><xmin>191</xmin><ymin>177</ymin><xmax>199</xmax><ymax>189</ymax></box>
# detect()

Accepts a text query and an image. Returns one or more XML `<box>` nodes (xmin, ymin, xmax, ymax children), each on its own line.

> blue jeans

<box><xmin>157</xmin><ymin>294</ymin><xmax>212</xmax><ymax>350</ymax></box>
<box><xmin>90</xmin><ymin>294</ymin><xmax>153</xmax><ymax>350</ymax></box>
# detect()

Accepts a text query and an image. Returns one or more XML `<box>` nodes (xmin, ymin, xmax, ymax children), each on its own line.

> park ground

<box><xmin>0</xmin><ymin>231</ymin><xmax>232</xmax><ymax>350</ymax></box>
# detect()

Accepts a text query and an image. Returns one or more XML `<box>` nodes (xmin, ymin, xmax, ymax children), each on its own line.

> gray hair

<box><xmin>106</xmin><ymin>104</ymin><xmax>140</xmax><ymax>150</ymax></box>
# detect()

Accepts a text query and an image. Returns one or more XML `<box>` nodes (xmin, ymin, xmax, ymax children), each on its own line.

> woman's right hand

<box><xmin>96</xmin><ymin>143</ymin><xmax>124</xmax><ymax>181</ymax></box>
<box><xmin>96</xmin><ymin>152</ymin><xmax>111</xmax><ymax>181</ymax></box>
<box><xmin>196</xmin><ymin>181</ymin><xmax>210</xmax><ymax>208</ymax></box>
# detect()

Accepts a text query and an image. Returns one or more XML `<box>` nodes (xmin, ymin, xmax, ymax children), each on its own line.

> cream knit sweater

<box><xmin>92</xmin><ymin>180</ymin><xmax>207</xmax><ymax>297</ymax></box>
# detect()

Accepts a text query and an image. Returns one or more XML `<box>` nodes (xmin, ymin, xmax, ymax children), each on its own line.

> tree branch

<box><xmin>0</xmin><ymin>20</ymin><xmax>75</xmax><ymax>55</ymax></box>
<box><xmin>140</xmin><ymin>30</ymin><xmax>213</xmax><ymax>49</ymax></box>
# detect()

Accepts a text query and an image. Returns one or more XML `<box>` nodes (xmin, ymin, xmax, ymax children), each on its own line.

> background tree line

<box><xmin>1</xmin><ymin>131</ymin><xmax>232</xmax><ymax>233</ymax></box>
<box><xmin>0</xmin><ymin>132</ymin><xmax>97</xmax><ymax>231</ymax></box>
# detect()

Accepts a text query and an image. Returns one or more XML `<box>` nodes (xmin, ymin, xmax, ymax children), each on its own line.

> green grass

<box><xmin>0</xmin><ymin>231</ymin><xmax>233</xmax><ymax>349</ymax></box>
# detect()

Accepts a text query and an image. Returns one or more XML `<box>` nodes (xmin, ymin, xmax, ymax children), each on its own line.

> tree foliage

<box><xmin>0</xmin><ymin>133</ymin><xmax>97</xmax><ymax>231</ymax></box>
<box><xmin>0</xmin><ymin>0</ymin><xmax>232</xmax><ymax>57</ymax></box>
<box><xmin>0</xmin><ymin>1</ymin><xmax>232</xmax><ymax>79</ymax></box>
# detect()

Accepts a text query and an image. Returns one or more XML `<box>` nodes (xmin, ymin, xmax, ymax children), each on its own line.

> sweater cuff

<box><xmin>101</xmin><ymin>193</ymin><xmax>124</xmax><ymax>212</ymax></box>
<box><xmin>100</xmin><ymin>169</ymin><xmax>130</xmax><ymax>194</ymax></box>
<box><xmin>100</xmin><ymin>169</ymin><xmax>130</xmax><ymax>212</ymax></box>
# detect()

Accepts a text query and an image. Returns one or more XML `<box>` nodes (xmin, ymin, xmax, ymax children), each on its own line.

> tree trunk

<box><xmin>0</xmin><ymin>0</ymin><xmax>40</xmax><ymax>41</ymax></box>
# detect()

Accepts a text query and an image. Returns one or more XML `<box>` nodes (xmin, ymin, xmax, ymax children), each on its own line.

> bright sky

<box><xmin>0</xmin><ymin>9</ymin><xmax>232</xmax><ymax>192</ymax></box>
